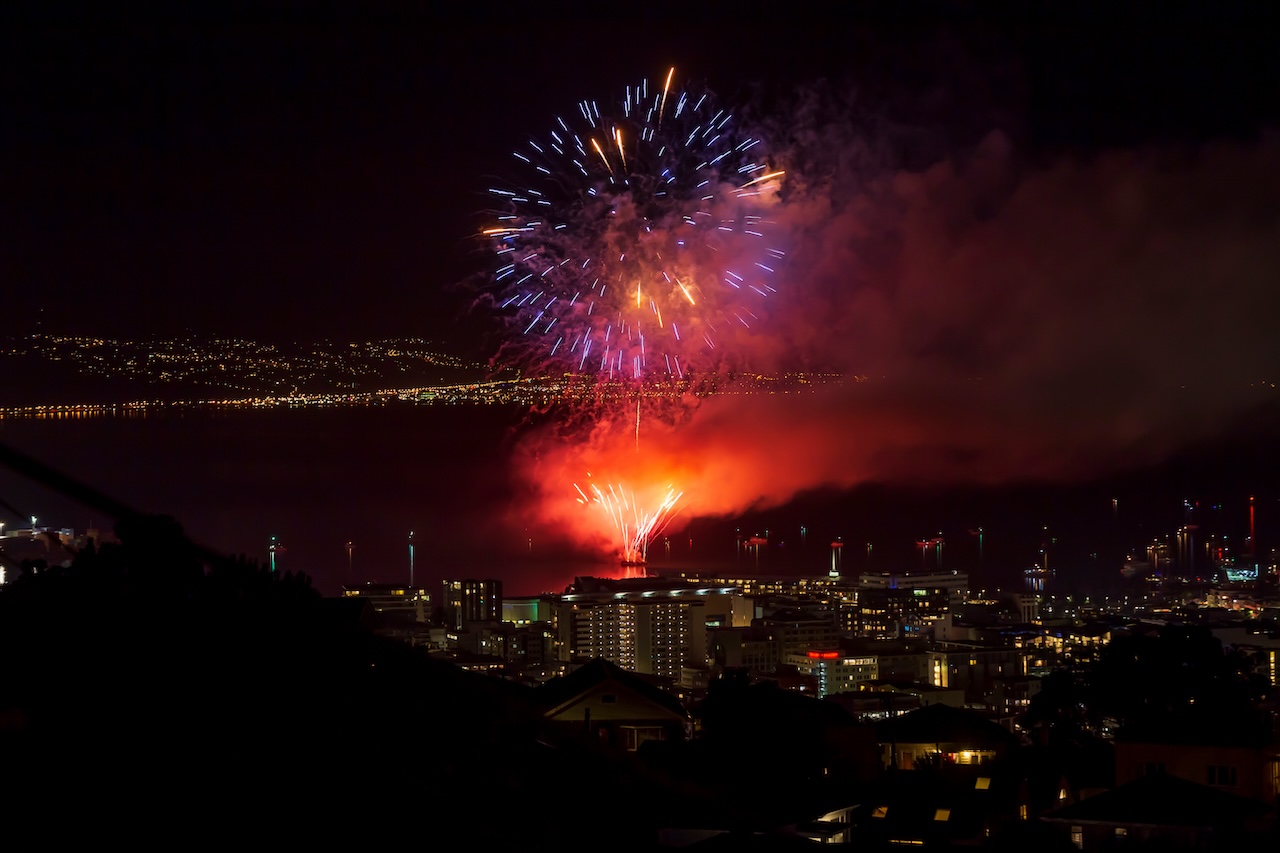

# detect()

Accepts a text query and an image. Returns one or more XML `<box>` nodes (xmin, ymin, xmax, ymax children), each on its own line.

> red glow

<box><xmin>807</xmin><ymin>650</ymin><xmax>840</xmax><ymax>659</ymax></box>
<box><xmin>507</xmin><ymin>137</ymin><xmax>1280</xmax><ymax>564</ymax></box>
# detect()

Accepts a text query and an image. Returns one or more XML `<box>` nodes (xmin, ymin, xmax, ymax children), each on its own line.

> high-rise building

<box><xmin>855</xmin><ymin>571</ymin><xmax>968</xmax><ymax>638</ymax></box>
<box><xmin>441</xmin><ymin>578</ymin><xmax>502</xmax><ymax>629</ymax></box>
<box><xmin>554</xmin><ymin>576</ymin><xmax>743</xmax><ymax>679</ymax></box>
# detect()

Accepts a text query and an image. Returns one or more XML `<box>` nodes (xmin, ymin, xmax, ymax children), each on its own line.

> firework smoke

<box><xmin>498</xmin><ymin>74</ymin><xmax>1280</xmax><ymax>562</ymax></box>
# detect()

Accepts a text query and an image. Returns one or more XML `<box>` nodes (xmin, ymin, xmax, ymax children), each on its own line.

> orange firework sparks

<box><xmin>574</xmin><ymin>474</ymin><xmax>683</xmax><ymax>565</ymax></box>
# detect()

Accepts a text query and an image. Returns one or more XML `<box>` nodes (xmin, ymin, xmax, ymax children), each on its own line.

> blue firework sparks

<box><xmin>483</xmin><ymin>67</ymin><xmax>785</xmax><ymax>382</ymax></box>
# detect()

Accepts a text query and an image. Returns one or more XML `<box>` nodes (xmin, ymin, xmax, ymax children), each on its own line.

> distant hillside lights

<box><xmin>1</xmin><ymin>333</ymin><xmax>852</xmax><ymax>414</ymax></box>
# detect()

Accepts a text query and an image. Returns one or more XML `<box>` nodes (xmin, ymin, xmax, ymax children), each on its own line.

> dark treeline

<box><xmin>0</xmin><ymin>514</ymin><xmax>648</xmax><ymax>848</ymax></box>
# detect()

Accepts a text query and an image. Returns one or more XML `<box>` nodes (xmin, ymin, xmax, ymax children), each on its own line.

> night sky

<box><xmin>6</xmin><ymin>2</ymin><xmax>1278</xmax><ymax>345</ymax></box>
<box><xmin>4</xmin><ymin>2</ymin><xmax>1280</xmax><ymax>587</ymax></box>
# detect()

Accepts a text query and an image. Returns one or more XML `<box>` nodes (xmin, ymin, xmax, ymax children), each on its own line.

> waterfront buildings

<box><xmin>553</xmin><ymin>576</ymin><xmax>748</xmax><ymax>679</ymax></box>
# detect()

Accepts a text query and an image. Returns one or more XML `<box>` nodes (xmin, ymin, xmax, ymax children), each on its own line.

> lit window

<box><xmin>975</xmin><ymin>777</ymin><xmax>991</xmax><ymax>790</ymax></box>
<box><xmin>872</xmin><ymin>806</ymin><xmax>888</xmax><ymax>819</ymax></box>
<box><xmin>933</xmin><ymin>809</ymin><xmax>950</xmax><ymax>822</ymax></box>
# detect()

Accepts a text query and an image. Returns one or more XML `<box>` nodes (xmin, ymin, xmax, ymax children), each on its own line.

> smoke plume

<box><xmin>512</xmin><ymin>98</ymin><xmax>1280</xmax><ymax>556</ymax></box>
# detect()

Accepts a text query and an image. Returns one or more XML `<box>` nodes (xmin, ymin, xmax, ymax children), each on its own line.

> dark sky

<box><xmin>3</xmin><ymin>2</ymin><xmax>1280</xmax><ymax>590</ymax></box>
<box><xmin>4</xmin><ymin>1</ymin><xmax>1279</xmax><ymax>347</ymax></box>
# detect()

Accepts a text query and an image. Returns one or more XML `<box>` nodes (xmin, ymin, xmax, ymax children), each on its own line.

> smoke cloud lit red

<box><xmin>501</xmin><ymin>86</ymin><xmax>1280</xmax><ymax>562</ymax></box>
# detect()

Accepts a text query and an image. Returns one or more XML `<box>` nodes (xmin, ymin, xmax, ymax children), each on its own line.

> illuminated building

<box><xmin>843</xmin><ymin>638</ymin><xmax>931</xmax><ymax>683</ymax></box>
<box><xmin>501</xmin><ymin>594</ymin><xmax>558</xmax><ymax>625</ymax></box>
<box><xmin>709</xmin><ymin>625</ymin><xmax>780</xmax><ymax>674</ymax></box>
<box><xmin>496</xmin><ymin>596</ymin><xmax>562</xmax><ymax>669</ymax></box>
<box><xmin>1210</xmin><ymin>625</ymin><xmax>1280</xmax><ymax>687</ymax></box>
<box><xmin>789</xmin><ymin>649</ymin><xmax>879</xmax><ymax>698</ymax></box>
<box><xmin>554</xmin><ymin>576</ymin><xmax>743</xmax><ymax>679</ymax></box>
<box><xmin>657</xmin><ymin>569</ymin><xmax>840</xmax><ymax>600</ymax></box>
<box><xmin>855</xmin><ymin>571</ymin><xmax>969</xmax><ymax>639</ymax></box>
<box><xmin>340</xmin><ymin>582</ymin><xmax>430</xmax><ymax>631</ymax></box>
<box><xmin>441</xmin><ymin>578</ymin><xmax>502</xmax><ymax>629</ymax></box>
<box><xmin>874</xmin><ymin>703</ymin><xmax>1019</xmax><ymax>770</ymax></box>
<box><xmin>989</xmin><ymin>674</ymin><xmax>1043</xmax><ymax>719</ymax></box>
<box><xmin>926</xmin><ymin>644</ymin><xmax>1023</xmax><ymax>704</ymax></box>
<box><xmin>759</xmin><ymin>607</ymin><xmax>840</xmax><ymax>658</ymax></box>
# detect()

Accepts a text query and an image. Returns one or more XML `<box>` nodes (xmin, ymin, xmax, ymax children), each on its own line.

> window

<box><xmin>933</xmin><ymin>809</ymin><xmax>950</xmax><ymax>822</ymax></box>
<box><xmin>872</xmin><ymin>806</ymin><xmax>888</xmax><ymax>819</ymax></box>
<box><xmin>1070</xmin><ymin>825</ymin><xmax>1083</xmax><ymax>849</ymax></box>
<box><xmin>975</xmin><ymin>777</ymin><xmax>991</xmax><ymax>790</ymax></box>
<box><xmin>1207</xmin><ymin>765</ymin><xmax>1238</xmax><ymax>787</ymax></box>
<box><xmin>621</xmin><ymin>726</ymin><xmax>664</xmax><ymax>752</ymax></box>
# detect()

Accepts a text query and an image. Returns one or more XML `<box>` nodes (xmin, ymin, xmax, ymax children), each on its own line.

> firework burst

<box><xmin>573</xmin><ymin>475</ymin><xmax>683</xmax><ymax>567</ymax></box>
<box><xmin>483</xmin><ymin>67</ymin><xmax>785</xmax><ymax>384</ymax></box>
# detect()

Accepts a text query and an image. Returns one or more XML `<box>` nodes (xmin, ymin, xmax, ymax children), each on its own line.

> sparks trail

<box><xmin>574</xmin><ymin>475</ymin><xmax>683</xmax><ymax>568</ymax></box>
<box><xmin>483</xmin><ymin>67</ymin><xmax>786</xmax><ymax>385</ymax></box>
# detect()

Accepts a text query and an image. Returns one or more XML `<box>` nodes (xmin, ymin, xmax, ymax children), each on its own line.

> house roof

<box><xmin>695</xmin><ymin>679</ymin><xmax>859</xmax><ymax>730</ymax></box>
<box><xmin>683</xmin><ymin>830</ymin><xmax>831</xmax><ymax>851</ymax></box>
<box><xmin>1042</xmin><ymin>772</ymin><xmax>1272</xmax><ymax>827</ymax></box>
<box><xmin>864</xmin><ymin>678</ymin><xmax>959</xmax><ymax>693</ymax></box>
<box><xmin>539</xmin><ymin>657</ymin><xmax>688</xmax><ymax>719</ymax></box>
<box><xmin>874</xmin><ymin>702</ymin><xmax>1020</xmax><ymax>749</ymax></box>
